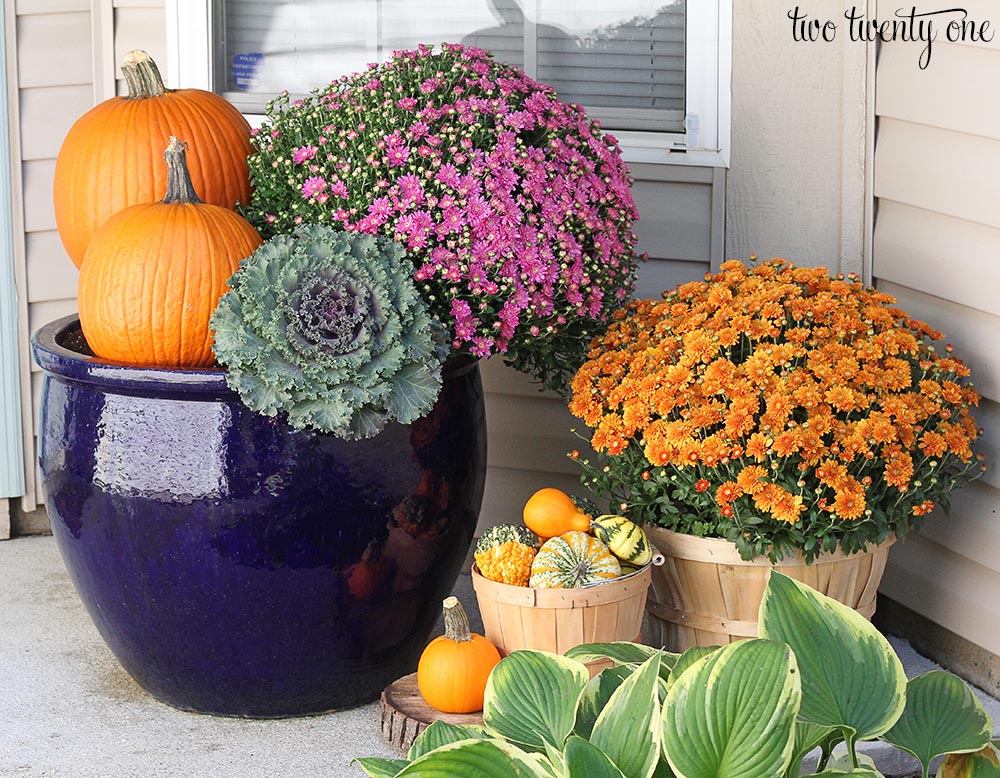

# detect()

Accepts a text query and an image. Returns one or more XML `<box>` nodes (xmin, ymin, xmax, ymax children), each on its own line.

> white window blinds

<box><xmin>216</xmin><ymin>0</ymin><xmax>685</xmax><ymax>133</ymax></box>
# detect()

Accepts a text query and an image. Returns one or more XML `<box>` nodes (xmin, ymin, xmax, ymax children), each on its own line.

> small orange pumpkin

<box><xmin>77</xmin><ymin>137</ymin><xmax>262</xmax><ymax>368</ymax></box>
<box><xmin>416</xmin><ymin>597</ymin><xmax>501</xmax><ymax>713</ymax></box>
<box><xmin>523</xmin><ymin>487</ymin><xmax>591</xmax><ymax>539</ymax></box>
<box><xmin>54</xmin><ymin>50</ymin><xmax>252</xmax><ymax>267</ymax></box>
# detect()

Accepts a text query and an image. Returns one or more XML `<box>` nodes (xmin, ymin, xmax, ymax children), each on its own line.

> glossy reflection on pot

<box><xmin>32</xmin><ymin>315</ymin><xmax>487</xmax><ymax>717</ymax></box>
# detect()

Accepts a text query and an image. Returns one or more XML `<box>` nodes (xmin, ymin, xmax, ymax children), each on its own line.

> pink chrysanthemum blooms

<box><xmin>292</xmin><ymin>145</ymin><xmax>318</xmax><ymax>164</ymax></box>
<box><xmin>301</xmin><ymin>176</ymin><xmax>327</xmax><ymax>199</ymax></box>
<box><xmin>245</xmin><ymin>43</ymin><xmax>641</xmax><ymax>392</ymax></box>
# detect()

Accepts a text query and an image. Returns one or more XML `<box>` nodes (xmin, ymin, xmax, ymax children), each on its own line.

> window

<box><xmin>166</xmin><ymin>0</ymin><xmax>730</xmax><ymax>165</ymax></box>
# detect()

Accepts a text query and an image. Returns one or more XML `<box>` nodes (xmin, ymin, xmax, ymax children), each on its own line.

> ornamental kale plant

<box><xmin>211</xmin><ymin>225</ymin><xmax>447</xmax><ymax>440</ymax></box>
<box><xmin>243</xmin><ymin>43</ymin><xmax>641</xmax><ymax>394</ymax></box>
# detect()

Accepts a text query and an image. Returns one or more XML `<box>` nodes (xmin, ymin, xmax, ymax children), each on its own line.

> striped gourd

<box><xmin>529</xmin><ymin>531</ymin><xmax>620</xmax><ymax>589</ymax></box>
<box><xmin>591</xmin><ymin>515</ymin><xmax>653</xmax><ymax>567</ymax></box>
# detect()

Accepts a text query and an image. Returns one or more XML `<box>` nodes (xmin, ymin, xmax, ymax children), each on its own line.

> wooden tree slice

<box><xmin>379</xmin><ymin>673</ymin><xmax>485</xmax><ymax>752</ymax></box>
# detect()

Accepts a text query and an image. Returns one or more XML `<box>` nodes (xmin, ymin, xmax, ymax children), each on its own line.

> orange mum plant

<box><xmin>569</xmin><ymin>258</ymin><xmax>986</xmax><ymax>562</ymax></box>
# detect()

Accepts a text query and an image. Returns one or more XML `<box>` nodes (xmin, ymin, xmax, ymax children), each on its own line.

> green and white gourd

<box><xmin>529</xmin><ymin>531</ymin><xmax>621</xmax><ymax>589</ymax></box>
<box><xmin>591</xmin><ymin>515</ymin><xmax>653</xmax><ymax>567</ymax></box>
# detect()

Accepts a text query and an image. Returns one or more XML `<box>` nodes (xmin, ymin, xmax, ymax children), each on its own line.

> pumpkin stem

<box><xmin>121</xmin><ymin>50</ymin><xmax>168</xmax><ymax>99</ymax></box>
<box><xmin>162</xmin><ymin>137</ymin><xmax>205</xmax><ymax>205</ymax></box>
<box><xmin>442</xmin><ymin>596</ymin><xmax>473</xmax><ymax>643</ymax></box>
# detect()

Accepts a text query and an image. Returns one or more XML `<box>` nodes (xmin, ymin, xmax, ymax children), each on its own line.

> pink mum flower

<box><xmin>292</xmin><ymin>145</ymin><xmax>318</xmax><ymax>164</ymax></box>
<box><xmin>301</xmin><ymin>177</ymin><xmax>327</xmax><ymax>199</ymax></box>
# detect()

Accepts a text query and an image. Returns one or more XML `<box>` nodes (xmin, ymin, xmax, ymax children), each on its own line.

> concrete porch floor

<box><xmin>1</xmin><ymin>535</ymin><xmax>998</xmax><ymax>778</ymax></box>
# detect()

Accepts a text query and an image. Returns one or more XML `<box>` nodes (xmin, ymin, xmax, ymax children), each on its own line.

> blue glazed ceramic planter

<box><xmin>31</xmin><ymin>315</ymin><xmax>487</xmax><ymax>717</ymax></box>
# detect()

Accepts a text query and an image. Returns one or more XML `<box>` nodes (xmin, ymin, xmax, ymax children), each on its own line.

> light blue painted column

<box><xmin>0</xmin><ymin>7</ymin><xmax>26</xmax><ymax>501</ymax></box>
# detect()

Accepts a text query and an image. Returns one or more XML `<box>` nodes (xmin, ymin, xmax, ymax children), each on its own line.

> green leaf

<box><xmin>882</xmin><ymin>670</ymin><xmax>993</xmax><ymax>778</ymax></box>
<box><xmin>759</xmin><ymin>572</ymin><xmax>906</xmax><ymax>742</ymax></box>
<box><xmin>662</xmin><ymin>639</ymin><xmax>801</xmax><ymax>778</ymax></box>
<box><xmin>388</xmin><ymin>363</ymin><xmax>442</xmax><ymax>424</ymax></box>
<box><xmin>667</xmin><ymin>646</ymin><xmax>717</xmax><ymax>687</ymax></box>
<box><xmin>483</xmin><ymin>650</ymin><xmax>589</xmax><ymax>750</ymax></box>
<box><xmin>351</xmin><ymin>757</ymin><xmax>408</xmax><ymax>777</ymax></box>
<box><xmin>563</xmin><ymin>736</ymin><xmax>627</xmax><ymax>778</ymax></box>
<box><xmin>565</xmin><ymin>642</ymin><xmax>675</xmax><ymax>668</ymax></box>
<box><xmin>575</xmin><ymin>666</ymin><xmax>632</xmax><ymax>740</ymax></box>
<box><xmin>407</xmin><ymin>720</ymin><xmax>487</xmax><ymax>761</ymax></box>
<box><xmin>395</xmin><ymin>739</ymin><xmax>552</xmax><ymax>777</ymax></box>
<box><xmin>591</xmin><ymin>654</ymin><xmax>662</xmax><ymax>778</ymax></box>
<box><xmin>786</xmin><ymin>721</ymin><xmax>842</xmax><ymax>778</ymax></box>
<box><xmin>803</xmin><ymin>751</ymin><xmax>883</xmax><ymax>776</ymax></box>
<box><xmin>939</xmin><ymin>753</ymin><xmax>1000</xmax><ymax>778</ymax></box>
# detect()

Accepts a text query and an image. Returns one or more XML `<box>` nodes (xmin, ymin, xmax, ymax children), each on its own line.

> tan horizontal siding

<box><xmin>877</xmin><ymin>41</ymin><xmax>1000</xmax><ymax>142</ymax></box>
<box><xmin>113</xmin><ymin>5</ymin><xmax>167</xmax><ymax>89</ymax></box>
<box><xmin>874</xmin><ymin>118</ymin><xmax>1000</xmax><ymax>231</ymax></box>
<box><xmin>22</xmin><ymin>159</ymin><xmax>55</xmax><ymax>233</ymax></box>
<box><xmin>631</xmin><ymin>178</ymin><xmax>714</xmax><ymax>261</ymax></box>
<box><xmin>15</xmin><ymin>1</ymin><xmax>89</xmax><ymax>14</ymax></box>
<box><xmin>874</xmin><ymin>201</ymin><xmax>1000</xmax><ymax>319</ymax></box>
<box><xmin>26</xmin><ymin>233</ymin><xmax>76</xmax><ymax>303</ymax></box>
<box><xmin>15</xmin><ymin>11</ymin><xmax>91</xmax><ymax>88</ymax></box>
<box><xmin>876</xmin><ymin>280</ymin><xmax>1000</xmax><ymax>402</ymax></box>
<box><xmin>915</xmin><ymin>480</ymin><xmax>1000</xmax><ymax>573</ymax></box>
<box><xmin>882</xmin><ymin>532</ymin><xmax>1000</xmax><ymax>656</ymax></box>
<box><xmin>18</xmin><ymin>85</ymin><xmax>92</xmax><ymax>161</ymax></box>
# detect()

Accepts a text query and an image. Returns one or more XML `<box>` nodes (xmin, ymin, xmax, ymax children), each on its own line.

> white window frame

<box><xmin>166</xmin><ymin>0</ymin><xmax>731</xmax><ymax>168</ymax></box>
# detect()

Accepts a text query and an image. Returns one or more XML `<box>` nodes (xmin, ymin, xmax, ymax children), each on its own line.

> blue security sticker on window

<box><xmin>232</xmin><ymin>53</ymin><xmax>264</xmax><ymax>90</ymax></box>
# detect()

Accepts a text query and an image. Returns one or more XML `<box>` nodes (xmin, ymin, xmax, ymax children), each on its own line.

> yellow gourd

<box><xmin>523</xmin><ymin>488</ymin><xmax>591</xmax><ymax>539</ymax></box>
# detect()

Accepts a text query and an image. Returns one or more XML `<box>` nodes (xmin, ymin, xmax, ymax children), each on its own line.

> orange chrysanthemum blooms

<box><xmin>569</xmin><ymin>257</ymin><xmax>985</xmax><ymax>563</ymax></box>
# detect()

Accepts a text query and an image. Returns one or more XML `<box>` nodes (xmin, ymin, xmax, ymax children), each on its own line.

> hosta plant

<box><xmin>243</xmin><ymin>43</ymin><xmax>641</xmax><ymax>394</ymax></box>
<box><xmin>355</xmin><ymin>572</ymin><xmax>997</xmax><ymax>778</ymax></box>
<box><xmin>211</xmin><ymin>224</ymin><xmax>447</xmax><ymax>439</ymax></box>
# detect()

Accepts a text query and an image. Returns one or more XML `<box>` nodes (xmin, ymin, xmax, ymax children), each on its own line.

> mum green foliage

<box><xmin>355</xmin><ymin>573</ymin><xmax>997</xmax><ymax>778</ymax></box>
<box><xmin>211</xmin><ymin>225</ymin><xmax>447</xmax><ymax>439</ymax></box>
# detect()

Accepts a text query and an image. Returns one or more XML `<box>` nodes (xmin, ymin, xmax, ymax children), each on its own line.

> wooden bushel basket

<box><xmin>645</xmin><ymin>525</ymin><xmax>895</xmax><ymax>652</ymax></box>
<box><xmin>471</xmin><ymin>564</ymin><xmax>652</xmax><ymax>673</ymax></box>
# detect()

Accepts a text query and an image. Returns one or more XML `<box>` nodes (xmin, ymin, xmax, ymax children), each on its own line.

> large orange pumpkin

<box><xmin>78</xmin><ymin>137</ymin><xmax>262</xmax><ymax>368</ymax></box>
<box><xmin>54</xmin><ymin>50</ymin><xmax>252</xmax><ymax>267</ymax></box>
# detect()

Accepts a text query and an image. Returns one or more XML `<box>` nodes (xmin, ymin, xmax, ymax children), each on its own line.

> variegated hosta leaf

<box><xmin>564</xmin><ymin>642</ymin><xmax>674</xmax><ymax>667</ymax></box>
<box><xmin>395</xmin><ymin>738</ymin><xmax>553</xmax><ymax>777</ymax></box>
<box><xmin>786</xmin><ymin>720</ymin><xmax>842</xmax><ymax>778</ymax></box>
<box><xmin>939</xmin><ymin>748</ymin><xmax>1000</xmax><ymax>778</ymax></box>
<box><xmin>407</xmin><ymin>720</ymin><xmax>488</xmax><ymax>761</ymax></box>
<box><xmin>662</xmin><ymin>639</ymin><xmax>801</xmax><ymax>778</ymax></box>
<box><xmin>483</xmin><ymin>650</ymin><xmax>589</xmax><ymax>750</ymax></box>
<box><xmin>563</xmin><ymin>735</ymin><xmax>627</xmax><ymax>778</ymax></box>
<box><xmin>759</xmin><ymin>572</ymin><xmax>906</xmax><ymax>743</ymax></box>
<box><xmin>590</xmin><ymin>654</ymin><xmax>662</xmax><ymax>778</ymax></box>
<box><xmin>351</xmin><ymin>757</ymin><xmax>408</xmax><ymax>777</ymax></box>
<box><xmin>883</xmin><ymin>670</ymin><xmax>993</xmax><ymax>778</ymax></box>
<box><xmin>666</xmin><ymin>646</ymin><xmax>717</xmax><ymax>687</ymax></box>
<box><xmin>575</xmin><ymin>666</ymin><xmax>632</xmax><ymax>740</ymax></box>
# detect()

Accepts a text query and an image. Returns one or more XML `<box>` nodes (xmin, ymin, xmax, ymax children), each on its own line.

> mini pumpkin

<box><xmin>417</xmin><ymin>597</ymin><xmax>501</xmax><ymax>713</ymax></box>
<box><xmin>77</xmin><ymin>137</ymin><xmax>262</xmax><ymax>367</ymax></box>
<box><xmin>54</xmin><ymin>50</ymin><xmax>252</xmax><ymax>267</ymax></box>
<box><xmin>522</xmin><ymin>487</ymin><xmax>591</xmax><ymax>539</ymax></box>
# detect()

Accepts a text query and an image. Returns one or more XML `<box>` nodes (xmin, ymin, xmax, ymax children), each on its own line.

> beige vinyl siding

<box><xmin>13</xmin><ymin>0</ymin><xmax>165</xmax><ymax>509</ymax></box>
<box><xmin>13</xmin><ymin>0</ymin><xmax>93</xmax><ymax>510</ymax></box>
<box><xmin>874</xmin><ymin>39</ymin><xmax>1000</xmax><ymax>655</ymax></box>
